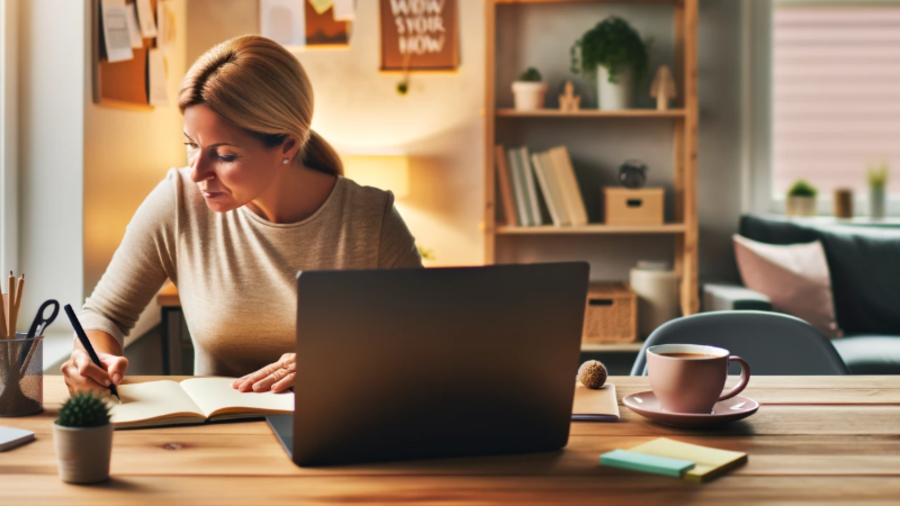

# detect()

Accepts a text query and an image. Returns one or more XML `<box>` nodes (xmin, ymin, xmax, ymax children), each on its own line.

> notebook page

<box><xmin>110</xmin><ymin>380</ymin><xmax>205</xmax><ymax>426</ymax></box>
<box><xmin>179</xmin><ymin>377</ymin><xmax>294</xmax><ymax>418</ymax></box>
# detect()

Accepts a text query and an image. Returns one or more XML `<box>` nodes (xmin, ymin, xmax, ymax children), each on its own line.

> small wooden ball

<box><xmin>577</xmin><ymin>360</ymin><xmax>608</xmax><ymax>389</ymax></box>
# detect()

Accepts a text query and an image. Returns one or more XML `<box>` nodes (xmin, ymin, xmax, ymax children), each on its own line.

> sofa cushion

<box><xmin>832</xmin><ymin>336</ymin><xmax>900</xmax><ymax>375</ymax></box>
<box><xmin>740</xmin><ymin>215</ymin><xmax>900</xmax><ymax>335</ymax></box>
<box><xmin>733</xmin><ymin>235</ymin><xmax>841</xmax><ymax>337</ymax></box>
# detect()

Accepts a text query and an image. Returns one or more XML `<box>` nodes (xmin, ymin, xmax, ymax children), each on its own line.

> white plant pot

<box><xmin>53</xmin><ymin>423</ymin><xmax>113</xmax><ymax>484</ymax></box>
<box><xmin>597</xmin><ymin>65</ymin><xmax>633</xmax><ymax>110</ymax></box>
<box><xmin>869</xmin><ymin>186</ymin><xmax>886</xmax><ymax>219</ymax></box>
<box><xmin>786</xmin><ymin>196</ymin><xmax>817</xmax><ymax>216</ymax></box>
<box><xmin>512</xmin><ymin>81</ymin><xmax>547</xmax><ymax>111</ymax></box>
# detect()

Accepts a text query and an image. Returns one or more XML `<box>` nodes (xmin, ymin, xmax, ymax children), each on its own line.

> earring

<box><xmin>282</xmin><ymin>158</ymin><xmax>289</xmax><ymax>164</ymax></box>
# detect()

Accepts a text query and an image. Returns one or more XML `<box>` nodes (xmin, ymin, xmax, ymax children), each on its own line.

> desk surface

<box><xmin>5</xmin><ymin>375</ymin><xmax>899</xmax><ymax>505</ymax></box>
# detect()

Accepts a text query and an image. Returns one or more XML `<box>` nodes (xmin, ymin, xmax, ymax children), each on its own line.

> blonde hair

<box><xmin>178</xmin><ymin>35</ymin><xmax>342</xmax><ymax>176</ymax></box>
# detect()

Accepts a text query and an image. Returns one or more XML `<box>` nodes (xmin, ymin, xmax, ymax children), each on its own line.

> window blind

<box><xmin>773</xmin><ymin>5</ymin><xmax>900</xmax><ymax>197</ymax></box>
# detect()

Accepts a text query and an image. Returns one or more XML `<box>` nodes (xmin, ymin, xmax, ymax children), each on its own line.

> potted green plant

<box><xmin>570</xmin><ymin>16</ymin><xmax>649</xmax><ymax>111</ymax></box>
<box><xmin>53</xmin><ymin>392</ymin><xmax>113</xmax><ymax>484</ymax></box>
<box><xmin>867</xmin><ymin>161</ymin><xmax>889</xmax><ymax>219</ymax></box>
<box><xmin>511</xmin><ymin>67</ymin><xmax>547</xmax><ymax>111</ymax></box>
<box><xmin>786</xmin><ymin>180</ymin><xmax>818</xmax><ymax>216</ymax></box>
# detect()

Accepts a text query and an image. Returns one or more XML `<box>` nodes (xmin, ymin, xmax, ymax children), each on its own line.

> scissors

<box><xmin>17</xmin><ymin>299</ymin><xmax>60</xmax><ymax>372</ymax></box>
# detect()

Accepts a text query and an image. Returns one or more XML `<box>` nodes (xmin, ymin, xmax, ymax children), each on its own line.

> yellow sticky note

<box><xmin>308</xmin><ymin>0</ymin><xmax>333</xmax><ymax>14</ymax></box>
<box><xmin>629</xmin><ymin>438</ymin><xmax>747</xmax><ymax>483</ymax></box>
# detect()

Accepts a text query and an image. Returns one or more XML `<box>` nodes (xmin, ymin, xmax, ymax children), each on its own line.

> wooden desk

<box><xmin>3</xmin><ymin>376</ymin><xmax>900</xmax><ymax>504</ymax></box>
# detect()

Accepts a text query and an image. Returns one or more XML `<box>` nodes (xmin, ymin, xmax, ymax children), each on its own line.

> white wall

<box><xmin>18</xmin><ymin>0</ymin><xmax>88</xmax><ymax>337</ymax></box>
<box><xmin>1</xmin><ymin>0</ymin><xmax>19</xmax><ymax>276</ymax></box>
<box><xmin>83</xmin><ymin>0</ymin><xmax>188</xmax><ymax>341</ymax></box>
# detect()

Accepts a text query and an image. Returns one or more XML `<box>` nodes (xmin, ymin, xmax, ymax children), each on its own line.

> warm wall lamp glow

<box><xmin>340</xmin><ymin>153</ymin><xmax>410</xmax><ymax>198</ymax></box>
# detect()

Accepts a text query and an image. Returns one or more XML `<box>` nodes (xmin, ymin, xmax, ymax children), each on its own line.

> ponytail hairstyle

<box><xmin>177</xmin><ymin>35</ymin><xmax>343</xmax><ymax>176</ymax></box>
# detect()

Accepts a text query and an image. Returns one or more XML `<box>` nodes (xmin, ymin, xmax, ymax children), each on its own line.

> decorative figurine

<box><xmin>650</xmin><ymin>65</ymin><xmax>676</xmax><ymax>111</ymax></box>
<box><xmin>558</xmin><ymin>80</ymin><xmax>581</xmax><ymax>113</ymax></box>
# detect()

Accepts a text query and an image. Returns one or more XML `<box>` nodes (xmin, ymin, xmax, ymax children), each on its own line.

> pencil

<box><xmin>11</xmin><ymin>274</ymin><xmax>23</xmax><ymax>338</ymax></box>
<box><xmin>0</xmin><ymin>291</ymin><xmax>7</xmax><ymax>339</ymax></box>
<box><xmin>7</xmin><ymin>271</ymin><xmax>13</xmax><ymax>337</ymax></box>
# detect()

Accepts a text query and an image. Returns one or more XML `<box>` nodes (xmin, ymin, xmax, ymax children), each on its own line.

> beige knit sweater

<box><xmin>81</xmin><ymin>168</ymin><xmax>422</xmax><ymax>376</ymax></box>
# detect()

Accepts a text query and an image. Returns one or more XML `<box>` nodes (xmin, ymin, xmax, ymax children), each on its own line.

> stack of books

<box><xmin>494</xmin><ymin>144</ymin><xmax>589</xmax><ymax>227</ymax></box>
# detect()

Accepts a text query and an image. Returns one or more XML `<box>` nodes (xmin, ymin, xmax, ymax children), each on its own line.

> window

<box><xmin>771</xmin><ymin>3</ymin><xmax>900</xmax><ymax>201</ymax></box>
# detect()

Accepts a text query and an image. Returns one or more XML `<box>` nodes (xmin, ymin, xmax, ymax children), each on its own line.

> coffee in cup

<box><xmin>646</xmin><ymin>344</ymin><xmax>751</xmax><ymax>414</ymax></box>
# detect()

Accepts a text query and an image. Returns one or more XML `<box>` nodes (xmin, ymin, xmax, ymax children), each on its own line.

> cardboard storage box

<box><xmin>604</xmin><ymin>187</ymin><xmax>664</xmax><ymax>226</ymax></box>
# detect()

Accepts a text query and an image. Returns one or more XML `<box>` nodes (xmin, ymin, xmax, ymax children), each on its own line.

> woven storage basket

<box><xmin>582</xmin><ymin>282</ymin><xmax>637</xmax><ymax>343</ymax></box>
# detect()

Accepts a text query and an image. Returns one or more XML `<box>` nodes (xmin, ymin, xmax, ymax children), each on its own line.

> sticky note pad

<box><xmin>629</xmin><ymin>438</ymin><xmax>748</xmax><ymax>483</ymax></box>
<box><xmin>600</xmin><ymin>449</ymin><xmax>695</xmax><ymax>477</ymax></box>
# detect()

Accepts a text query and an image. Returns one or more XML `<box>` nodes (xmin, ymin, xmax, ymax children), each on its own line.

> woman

<box><xmin>61</xmin><ymin>35</ymin><xmax>422</xmax><ymax>395</ymax></box>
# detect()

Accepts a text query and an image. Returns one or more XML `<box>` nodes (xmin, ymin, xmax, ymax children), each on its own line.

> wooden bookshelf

<box><xmin>496</xmin><ymin>224</ymin><xmax>686</xmax><ymax>235</ymax></box>
<box><xmin>484</xmin><ymin>0</ymin><xmax>700</xmax><ymax>316</ymax></box>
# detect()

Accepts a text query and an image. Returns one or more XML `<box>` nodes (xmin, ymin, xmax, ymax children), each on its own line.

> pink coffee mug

<box><xmin>646</xmin><ymin>344</ymin><xmax>751</xmax><ymax>414</ymax></box>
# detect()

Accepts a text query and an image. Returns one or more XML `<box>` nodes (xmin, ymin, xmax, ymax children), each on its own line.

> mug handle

<box><xmin>718</xmin><ymin>356</ymin><xmax>751</xmax><ymax>401</ymax></box>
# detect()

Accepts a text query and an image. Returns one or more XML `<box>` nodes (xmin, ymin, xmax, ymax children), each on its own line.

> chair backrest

<box><xmin>630</xmin><ymin>311</ymin><xmax>849</xmax><ymax>376</ymax></box>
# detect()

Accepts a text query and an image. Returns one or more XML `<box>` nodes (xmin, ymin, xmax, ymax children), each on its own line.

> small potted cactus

<box><xmin>53</xmin><ymin>392</ymin><xmax>113</xmax><ymax>484</ymax></box>
<box><xmin>512</xmin><ymin>67</ymin><xmax>547</xmax><ymax>111</ymax></box>
<box><xmin>786</xmin><ymin>179</ymin><xmax>818</xmax><ymax>216</ymax></box>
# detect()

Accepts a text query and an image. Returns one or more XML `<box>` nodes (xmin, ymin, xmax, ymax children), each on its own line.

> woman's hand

<box><xmin>61</xmin><ymin>348</ymin><xmax>129</xmax><ymax>396</ymax></box>
<box><xmin>232</xmin><ymin>353</ymin><xmax>296</xmax><ymax>393</ymax></box>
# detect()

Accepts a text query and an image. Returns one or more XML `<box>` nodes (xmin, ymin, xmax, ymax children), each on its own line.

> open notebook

<box><xmin>110</xmin><ymin>378</ymin><xmax>294</xmax><ymax>429</ymax></box>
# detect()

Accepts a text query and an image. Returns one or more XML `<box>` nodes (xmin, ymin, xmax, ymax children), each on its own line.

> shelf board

<box><xmin>496</xmin><ymin>0</ymin><xmax>675</xmax><ymax>4</ymax></box>
<box><xmin>496</xmin><ymin>109</ymin><xmax>686</xmax><ymax>118</ymax></box>
<box><xmin>581</xmin><ymin>342</ymin><xmax>644</xmax><ymax>353</ymax></box>
<box><xmin>495</xmin><ymin>223</ymin><xmax>686</xmax><ymax>235</ymax></box>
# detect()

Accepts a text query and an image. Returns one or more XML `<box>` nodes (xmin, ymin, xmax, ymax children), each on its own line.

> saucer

<box><xmin>623</xmin><ymin>391</ymin><xmax>759</xmax><ymax>428</ymax></box>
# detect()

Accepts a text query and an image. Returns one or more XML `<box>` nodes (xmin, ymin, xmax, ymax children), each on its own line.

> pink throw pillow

<box><xmin>733</xmin><ymin>234</ymin><xmax>842</xmax><ymax>338</ymax></box>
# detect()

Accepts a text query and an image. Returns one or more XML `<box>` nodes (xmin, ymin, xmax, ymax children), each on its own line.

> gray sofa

<box><xmin>704</xmin><ymin>214</ymin><xmax>900</xmax><ymax>374</ymax></box>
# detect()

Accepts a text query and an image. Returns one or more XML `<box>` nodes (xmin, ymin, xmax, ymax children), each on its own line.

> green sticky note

<box><xmin>600</xmin><ymin>449</ymin><xmax>696</xmax><ymax>478</ymax></box>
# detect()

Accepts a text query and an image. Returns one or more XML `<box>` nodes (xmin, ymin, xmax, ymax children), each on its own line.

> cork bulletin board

<box><xmin>380</xmin><ymin>0</ymin><xmax>459</xmax><ymax>71</ymax></box>
<box><xmin>91</xmin><ymin>0</ymin><xmax>158</xmax><ymax>110</ymax></box>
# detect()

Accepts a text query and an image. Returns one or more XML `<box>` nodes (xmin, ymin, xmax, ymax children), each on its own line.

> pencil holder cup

<box><xmin>0</xmin><ymin>333</ymin><xmax>44</xmax><ymax>417</ymax></box>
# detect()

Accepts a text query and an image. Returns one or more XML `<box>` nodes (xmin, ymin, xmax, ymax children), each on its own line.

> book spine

<box><xmin>552</xmin><ymin>146</ymin><xmax>589</xmax><ymax>226</ymax></box>
<box><xmin>507</xmin><ymin>148</ymin><xmax>532</xmax><ymax>226</ymax></box>
<box><xmin>531</xmin><ymin>152</ymin><xmax>562</xmax><ymax>227</ymax></box>
<box><xmin>494</xmin><ymin>145</ymin><xmax>519</xmax><ymax>227</ymax></box>
<box><xmin>541</xmin><ymin>151</ymin><xmax>572</xmax><ymax>226</ymax></box>
<box><xmin>519</xmin><ymin>147</ymin><xmax>543</xmax><ymax>226</ymax></box>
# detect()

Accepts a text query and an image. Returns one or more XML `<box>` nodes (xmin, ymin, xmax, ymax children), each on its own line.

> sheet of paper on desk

<box><xmin>0</xmin><ymin>427</ymin><xmax>35</xmax><ymax>452</ymax></box>
<box><xmin>100</xmin><ymin>0</ymin><xmax>134</xmax><ymax>63</ymax></box>
<box><xmin>135</xmin><ymin>0</ymin><xmax>158</xmax><ymax>38</ymax></box>
<box><xmin>572</xmin><ymin>383</ymin><xmax>619</xmax><ymax>421</ymax></box>
<box><xmin>125</xmin><ymin>3</ymin><xmax>143</xmax><ymax>49</ymax></box>
<box><xmin>148</xmin><ymin>49</ymin><xmax>168</xmax><ymax>107</ymax></box>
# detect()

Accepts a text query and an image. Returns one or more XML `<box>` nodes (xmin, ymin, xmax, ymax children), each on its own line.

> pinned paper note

<box><xmin>333</xmin><ymin>0</ymin><xmax>355</xmax><ymax>21</ymax></box>
<box><xmin>260</xmin><ymin>0</ymin><xmax>306</xmax><ymax>48</ymax></box>
<box><xmin>308</xmin><ymin>0</ymin><xmax>334</xmax><ymax>15</ymax></box>
<box><xmin>100</xmin><ymin>0</ymin><xmax>134</xmax><ymax>62</ymax></box>
<box><xmin>148</xmin><ymin>49</ymin><xmax>168</xmax><ymax>106</ymax></box>
<box><xmin>157</xmin><ymin>0</ymin><xmax>177</xmax><ymax>57</ymax></box>
<box><xmin>135</xmin><ymin>0</ymin><xmax>158</xmax><ymax>38</ymax></box>
<box><xmin>125</xmin><ymin>3</ymin><xmax>143</xmax><ymax>49</ymax></box>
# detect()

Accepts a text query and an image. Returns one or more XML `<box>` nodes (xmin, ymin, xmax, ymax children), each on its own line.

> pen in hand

<box><xmin>63</xmin><ymin>304</ymin><xmax>122</xmax><ymax>404</ymax></box>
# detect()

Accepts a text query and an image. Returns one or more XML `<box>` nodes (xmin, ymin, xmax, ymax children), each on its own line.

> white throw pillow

<box><xmin>733</xmin><ymin>234</ymin><xmax>842</xmax><ymax>338</ymax></box>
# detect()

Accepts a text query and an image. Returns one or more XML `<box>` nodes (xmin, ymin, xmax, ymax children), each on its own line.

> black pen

<box><xmin>63</xmin><ymin>304</ymin><xmax>121</xmax><ymax>403</ymax></box>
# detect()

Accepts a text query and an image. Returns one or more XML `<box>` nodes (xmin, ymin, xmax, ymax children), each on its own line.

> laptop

<box><xmin>268</xmin><ymin>262</ymin><xmax>590</xmax><ymax>466</ymax></box>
